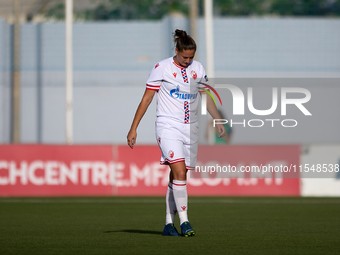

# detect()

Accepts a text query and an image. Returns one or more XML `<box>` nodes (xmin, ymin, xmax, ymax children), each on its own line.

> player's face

<box><xmin>175</xmin><ymin>48</ymin><xmax>195</xmax><ymax>68</ymax></box>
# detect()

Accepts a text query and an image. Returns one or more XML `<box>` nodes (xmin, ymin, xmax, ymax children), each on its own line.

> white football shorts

<box><xmin>155</xmin><ymin>117</ymin><xmax>199</xmax><ymax>170</ymax></box>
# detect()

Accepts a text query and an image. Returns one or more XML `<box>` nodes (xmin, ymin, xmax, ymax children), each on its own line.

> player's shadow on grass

<box><xmin>104</xmin><ymin>229</ymin><xmax>162</xmax><ymax>235</ymax></box>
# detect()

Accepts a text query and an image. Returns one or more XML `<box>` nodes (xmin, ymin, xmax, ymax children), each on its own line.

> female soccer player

<box><xmin>127</xmin><ymin>29</ymin><xmax>225</xmax><ymax>237</ymax></box>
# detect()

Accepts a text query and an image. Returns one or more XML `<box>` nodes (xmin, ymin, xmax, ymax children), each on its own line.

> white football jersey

<box><xmin>146</xmin><ymin>57</ymin><xmax>208</xmax><ymax>124</ymax></box>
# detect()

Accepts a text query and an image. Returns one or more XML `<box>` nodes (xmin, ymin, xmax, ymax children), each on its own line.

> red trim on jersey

<box><xmin>174</xmin><ymin>183</ymin><xmax>186</xmax><ymax>186</ymax></box>
<box><xmin>198</xmin><ymin>87</ymin><xmax>210</xmax><ymax>94</ymax></box>
<box><xmin>168</xmin><ymin>184</ymin><xmax>173</xmax><ymax>189</ymax></box>
<box><xmin>172</xmin><ymin>61</ymin><xmax>184</xmax><ymax>70</ymax></box>
<box><xmin>173</xmin><ymin>182</ymin><xmax>186</xmax><ymax>186</ymax></box>
<box><xmin>146</xmin><ymin>84</ymin><xmax>160</xmax><ymax>91</ymax></box>
<box><xmin>161</xmin><ymin>159</ymin><xmax>185</xmax><ymax>164</ymax></box>
<box><xmin>160</xmin><ymin>158</ymin><xmax>185</xmax><ymax>165</ymax></box>
<box><xmin>146</xmin><ymin>84</ymin><xmax>160</xmax><ymax>88</ymax></box>
<box><xmin>186</xmin><ymin>166</ymin><xmax>195</xmax><ymax>170</ymax></box>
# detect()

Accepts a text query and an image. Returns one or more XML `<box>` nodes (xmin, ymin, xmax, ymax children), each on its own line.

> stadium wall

<box><xmin>0</xmin><ymin>19</ymin><xmax>11</xmax><ymax>144</ymax></box>
<box><xmin>0</xmin><ymin>17</ymin><xmax>339</xmax><ymax>144</ymax></box>
<box><xmin>301</xmin><ymin>144</ymin><xmax>340</xmax><ymax>196</ymax></box>
<box><xmin>0</xmin><ymin>144</ymin><xmax>339</xmax><ymax>197</ymax></box>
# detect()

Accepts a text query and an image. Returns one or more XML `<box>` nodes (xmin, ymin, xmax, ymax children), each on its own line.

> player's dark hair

<box><xmin>173</xmin><ymin>29</ymin><xmax>196</xmax><ymax>52</ymax></box>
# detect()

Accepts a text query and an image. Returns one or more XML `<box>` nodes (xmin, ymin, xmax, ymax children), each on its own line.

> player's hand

<box><xmin>216</xmin><ymin>124</ymin><xmax>226</xmax><ymax>138</ymax></box>
<box><xmin>127</xmin><ymin>129</ymin><xmax>137</xmax><ymax>149</ymax></box>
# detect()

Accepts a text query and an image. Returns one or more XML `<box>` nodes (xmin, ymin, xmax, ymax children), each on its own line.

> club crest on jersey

<box><xmin>170</xmin><ymin>85</ymin><xmax>197</xmax><ymax>100</ymax></box>
<box><xmin>173</xmin><ymin>72</ymin><xmax>177</xmax><ymax>78</ymax></box>
<box><xmin>155</xmin><ymin>63</ymin><xmax>159</xmax><ymax>69</ymax></box>
<box><xmin>168</xmin><ymin>150</ymin><xmax>174</xmax><ymax>158</ymax></box>
<box><xmin>191</xmin><ymin>70</ymin><xmax>197</xmax><ymax>80</ymax></box>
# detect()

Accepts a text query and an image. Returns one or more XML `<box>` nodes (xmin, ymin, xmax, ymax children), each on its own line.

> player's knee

<box><xmin>174</xmin><ymin>170</ymin><xmax>187</xmax><ymax>181</ymax></box>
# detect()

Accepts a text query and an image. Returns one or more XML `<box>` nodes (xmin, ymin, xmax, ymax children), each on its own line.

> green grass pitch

<box><xmin>0</xmin><ymin>197</ymin><xmax>340</xmax><ymax>255</ymax></box>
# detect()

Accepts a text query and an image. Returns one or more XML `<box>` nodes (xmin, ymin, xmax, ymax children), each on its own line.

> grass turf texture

<box><xmin>0</xmin><ymin>197</ymin><xmax>340</xmax><ymax>255</ymax></box>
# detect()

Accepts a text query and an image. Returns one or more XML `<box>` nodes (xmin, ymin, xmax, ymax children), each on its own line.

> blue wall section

<box><xmin>1</xmin><ymin>17</ymin><xmax>340</xmax><ymax>144</ymax></box>
<box><xmin>212</xmin><ymin>18</ymin><xmax>340</xmax><ymax>72</ymax></box>
<box><xmin>0</xmin><ymin>19</ymin><xmax>11</xmax><ymax>143</ymax></box>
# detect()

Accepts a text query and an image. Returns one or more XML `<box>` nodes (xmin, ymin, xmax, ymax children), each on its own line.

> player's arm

<box><xmin>127</xmin><ymin>88</ymin><xmax>156</xmax><ymax>149</ymax></box>
<box><xmin>205</xmin><ymin>94</ymin><xmax>226</xmax><ymax>138</ymax></box>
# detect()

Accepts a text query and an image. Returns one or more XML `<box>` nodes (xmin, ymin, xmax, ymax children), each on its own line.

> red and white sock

<box><xmin>165</xmin><ymin>182</ymin><xmax>177</xmax><ymax>225</ymax></box>
<box><xmin>172</xmin><ymin>179</ymin><xmax>188</xmax><ymax>225</ymax></box>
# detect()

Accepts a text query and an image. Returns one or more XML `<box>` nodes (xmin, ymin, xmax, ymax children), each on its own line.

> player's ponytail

<box><xmin>173</xmin><ymin>29</ymin><xmax>196</xmax><ymax>52</ymax></box>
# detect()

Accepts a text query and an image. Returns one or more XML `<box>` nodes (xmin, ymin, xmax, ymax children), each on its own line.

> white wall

<box><xmin>301</xmin><ymin>144</ymin><xmax>340</xmax><ymax>196</ymax></box>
